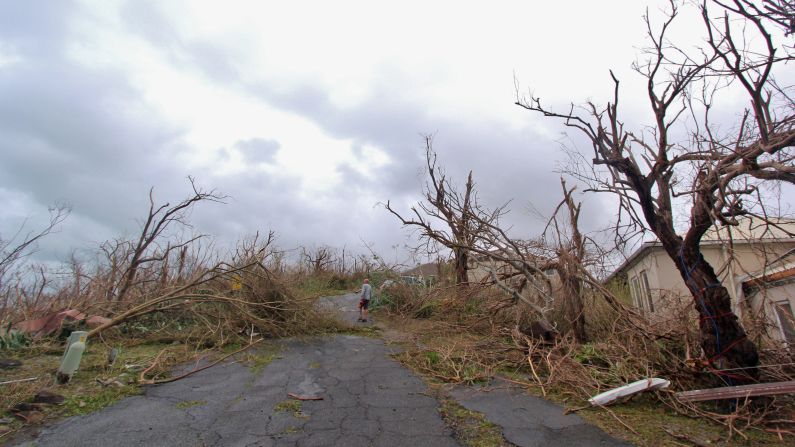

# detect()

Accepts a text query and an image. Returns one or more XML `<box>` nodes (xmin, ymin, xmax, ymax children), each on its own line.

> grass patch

<box><xmin>274</xmin><ymin>399</ymin><xmax>301</xmax><ymax>414</ymax></box>
<box><xmin>247</xmin><ymin>351</ymin><xmax>279</xmax><ymax>376</ymax></box>
<box><xmin>175</xmin><ymin>400</ymin><xmax>207</xmax><ymax>410</ymax></box>
<box><xmin>61</xmin><ymin>385</ymin><xmax>142</xmax><ymax>416</ymax></box>
<box><xmin>438</xmin><ymin>395</ymin><xmax>509</xmax><ymax>447</ymax></box>
<box><xmin>385</xmin><ymin>318</ymin><xmax>503</xmax><ymax>385</ymax></box>
<box><xmin>293</xmin><ymin>275</ymin><xmax>352</xmax><ymax>300</ymax></box>
<box><xmin>274</xmin><ymin>399</ymin><xmax>306</xmax><ymax>419</ymax></box>
<box><xmin>337</xmin><ymin>325</ymin><xmax>381</xmax><ymax>338</ymax></box>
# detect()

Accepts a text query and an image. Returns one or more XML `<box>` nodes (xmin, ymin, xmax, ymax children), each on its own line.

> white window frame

<box><xmin>639</xmin><ymin>270</ymin><xmax>654</xmax><ymax>313</ymax></box>
<box><xmin>630</xmin><ymin>276</ymin><xmax>644</xmax><ymax>311</ymax></box>
<box><xmin>771</xmin><ymin>300</ymin><xmax>795</xmax><ymax>345</ymax></box>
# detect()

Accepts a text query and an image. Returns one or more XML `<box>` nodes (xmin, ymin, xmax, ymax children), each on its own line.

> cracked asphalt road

<box><xmin>13</xmin><ymin>293</ymin><xmax>633</xmax><ymax>447</ymax></box>
<box><xmin>14</xmin><ymin>294</ymin><xmax>461</xmax><ymax>447</ymax></box>
<box><xmin>451</xmin><ymin>383</ymin><xmax>632</xmax><ymax>446</ymax></box>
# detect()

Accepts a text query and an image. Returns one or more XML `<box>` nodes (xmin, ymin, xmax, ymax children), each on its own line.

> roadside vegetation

<box><xmin>375</xmin><ymin>282</ymin><xmax>790</xmax><ymax>446</ymax></box>
<box><xmin>0</xmin><ymin>182</ymin><xmax>383</xmax><ymax>442</ymax></box>
<box><xmin>379</xmin><ymin>1</ymin><xmax>795</xmax><ymax>445</ymax></box>
<box><xmin>3</xmin><ymin>1</ymin><xmax>794</xmax><ymax>445</ymax></box>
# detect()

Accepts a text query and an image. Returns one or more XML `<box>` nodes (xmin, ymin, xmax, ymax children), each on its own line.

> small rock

<box><xmin>33</xmin><ymin>389</ymin><xmax>65</xmax><ymax>405</ymax></box>
<box><xmin>0</xmin><ymin>358</ymin><xmax>22</xmax><ymax>370</ymax></box>
<box><xmin>0</xmin><ymin>418</ymin><xmax>13</xmax><ymax>424</ymax></box>
<box><xmin>78</xmin><ymin>400</ymin><xmax>86</xmax><ymax>408</ymax></box>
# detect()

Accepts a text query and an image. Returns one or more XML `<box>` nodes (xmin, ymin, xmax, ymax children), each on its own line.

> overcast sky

<box><xmin>1</xmin><ymin>0</ymin><xmax>741</xmax><ymax>266</ymax></box>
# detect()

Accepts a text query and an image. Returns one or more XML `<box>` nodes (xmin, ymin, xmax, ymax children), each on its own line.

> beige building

<box><xmin>739</xmin><ymin>251</ymin><xmax>795</xmax><ymax>344</ymax></box>
<box><xmin>607</xmin><ymin>218</ymin><xmax>795</xmax><ymax>343</ymax></box>
<box><xmin>467</xmin><ymin>252</ymin><xmax>557</xmax><ymax>286</ymax></box>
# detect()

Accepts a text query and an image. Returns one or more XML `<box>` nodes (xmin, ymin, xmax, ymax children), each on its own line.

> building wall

<box><xmin>624</xmin><ymin>241</ymin><xmax>795</xmax><ymax>319</ymax></box>
<box><xmin>467</xmin><ymin>258</ymin><xmax>557</xmax><ymax>285</ymax></box>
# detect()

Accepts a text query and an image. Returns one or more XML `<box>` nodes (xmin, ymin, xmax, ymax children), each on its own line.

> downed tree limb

<box><xmin>675</xmin><ymin>380</ymin><xmax>795</xmax><ymax>402</ymax></box>
<box><xmin>663</xmin><ymin>428</ymin><xmax>710</xmax><ymax>447</ymax></box>
<box><xmin>288</xmin><ymin>393</ymin><xmax>323</xmax><ymax>401</ymax></box>
<box><xmin>140</xmin><ymin>338</ymin><xmax>264</xmax><ymax>385</ymax></box>
<box><xmin>138</xmin><ymin>347</ymin><xmax>170</xmax><ymax>384</ymax></box>
<box><xmin>0</xmin><ymin>377</ymin><xmax>38</xmax><ymax>386</ymax></box>
<box><xmin>86</xmin><ymin>261</ymin><xmax>257</xmax><ymax>338</ymax></box>
<box><xmin>596</xmin><ymin>403</ymin><xmax>639</xmax><ymax>436</ymax></box>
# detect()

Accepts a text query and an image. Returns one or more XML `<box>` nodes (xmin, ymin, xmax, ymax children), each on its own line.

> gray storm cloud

<box><xmin>0</xmin><ymin>0</ymin><xmax>615</xmax><ymax>266</ymax></box>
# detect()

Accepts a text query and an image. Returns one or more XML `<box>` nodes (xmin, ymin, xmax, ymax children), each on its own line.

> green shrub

<box><xmin>0</xmin><ymin>323</ymin><xmax>30</xmax><ymax>351</ymax></box>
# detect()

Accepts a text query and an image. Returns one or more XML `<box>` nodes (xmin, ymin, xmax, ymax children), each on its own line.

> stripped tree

<box><xmin>114</xmin><ymin>177</ymin><xmax>225</xmax><ymax>302</ymax></box>
<box><xmin>517</xmin><ymin>0</ymin><xmax>795</xmax><ymax>379</ymax></box>
<box><xmin>386</xmin><ymin>136</ymin><xmax>493</xmax><ymax>286</ymax></box>
<box><xmin>545</xmin><ymin>180</ymin><xmax>588</xmax><ymax>343</ymax></box>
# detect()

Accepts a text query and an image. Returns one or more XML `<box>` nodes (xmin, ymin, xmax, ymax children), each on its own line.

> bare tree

<box><xmin>0</xmin><ymin>203</ymin><xmax>70</xmax><ymax>291</ymax></box>
<box><xmin>517</xmin><ymin>0</ymin><xmax>795</xmax><ymax>378</ymax></box>
<box><xmin>114</xmin><ymin>177</ymin><xmax>225</xmax><ymax>302</ymax></box>
<box><xmin>301</xmin><ymin>246</ymin><xmax>335</xmax><ymax>274</ymax></box>
<box><xmin>545</xmin><ymin>180</ymin><xmax>588</xmax><ymax>343</ymax></box>
<box><xmin>447</xmin><ymin>182</ymin><xmax>595</xmax><ymax>342</ymax></box>
<box><xmin>386</xmin><ymin>136</ymin><xmax>494</xmax><ymax>286</ymax></box>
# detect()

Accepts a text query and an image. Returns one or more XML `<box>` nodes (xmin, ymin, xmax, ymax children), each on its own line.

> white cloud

<box><xmin>4</xmin><ymin>0</ymin><xmax>773</xmax><ymax>265</ymax></box>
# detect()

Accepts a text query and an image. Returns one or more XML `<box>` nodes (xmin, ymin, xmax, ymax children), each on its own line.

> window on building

<box><xmin>639</xmin><ymin>270</ymin><xmax>654</xmax><ymax>313</ymax></box>
<box><xmin>630</xmin><ymin>276</ymin><xmax>644</xmax><ymax>312</ymax></box>
<box><xmin>772</xmin><ymin>301</ymin><xmax>795</xmax><ymax>344</ymax></box>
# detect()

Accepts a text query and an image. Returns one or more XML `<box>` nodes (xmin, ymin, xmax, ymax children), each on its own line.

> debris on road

<box><xmin>14</xmin><ymin>309</ymin><xmax>110</xmax><ymax>338</ymax></box>
<box><xmin>0</xmin><ymin>377</ymin><xmax>37</xmax><ymax>386</ymax></box>
<box><xmin>588</xmin><ymin>378</ymin><xmax>670</xmax><ymax>407</ymax></box>
<box><xmin>663</xmin><ymin>428</ymin><xmax>710</xmax><ymax>447</ymax></box>
<box><xmin>287</xmin><ymin>392</ymin><xmax>323</xmax><ymax>401</ymax></box>
<box><xmin>675</xmin><ymin>380</ymin><xmax>795</xmax><ymax>402</ymax></box>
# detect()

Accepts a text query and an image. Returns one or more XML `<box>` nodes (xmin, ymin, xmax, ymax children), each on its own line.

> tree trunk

<box><xmin>669</xmin><ymin>243</ymin><xmax>759</xmax><ymax>381</ymax></box>
<box><xmin>454</xmin><ymin>249</ymin><xmax>469</xmax><ymax>286</ymax></box>
<box><xmin>561</xmin><ymin>267</ymin><xmax>587</xmax><ymax>343</ymax></box>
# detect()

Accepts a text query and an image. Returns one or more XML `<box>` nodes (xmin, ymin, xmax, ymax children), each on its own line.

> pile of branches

<box><xmin>512</xmin><ymin>291</ymin><xmax>795</xmax><ymax>440</ymax></box>
<box><xmin>0</xmin><ymin>181</ymin><xmax>340</xmax><ymax>360</ymax></box>
<box><xmin>89</xmin><ymin>227</ymin><xmax>345</xmax><ymax>347</ymax></box>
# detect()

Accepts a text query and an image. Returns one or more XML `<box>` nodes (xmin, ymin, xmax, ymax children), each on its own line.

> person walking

<box><xmin>358</xmin><ymin>278</ymin><xmax>372</xmax><ymax>322</ymax></box>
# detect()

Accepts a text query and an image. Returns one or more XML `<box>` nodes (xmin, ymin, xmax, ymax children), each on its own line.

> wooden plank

<box><xmin>675</xmin><ymin>380</ymin><xmax>795</xmax><ymax>402</ymax></box>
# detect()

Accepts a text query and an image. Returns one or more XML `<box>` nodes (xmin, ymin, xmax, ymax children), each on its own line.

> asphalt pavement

<box><xmin>12</xmin><ymin>294</ymin><xmax>459</xmax><ymax>447</ymax></box>
<box><xmin>12</xmin><ymin>292</ymin><xmax>633</xmax><ymax>446</ymax></box>
<box><xmin>451</xmin><ymin>382</ymin><xmax>632</xmax><ymax>446</ymax></box>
